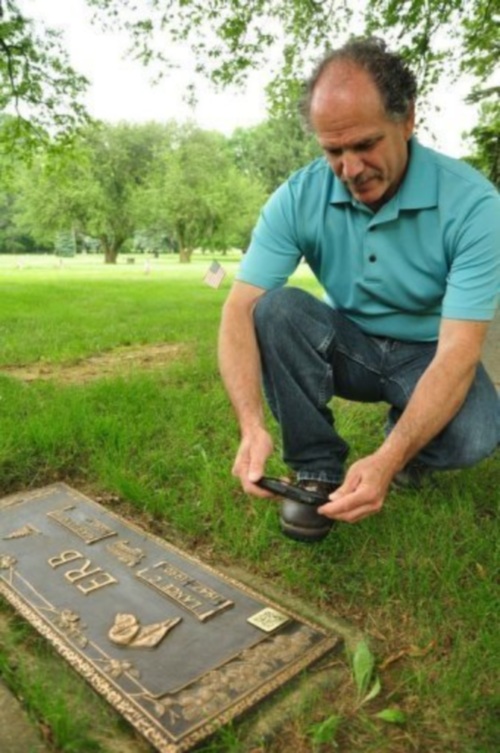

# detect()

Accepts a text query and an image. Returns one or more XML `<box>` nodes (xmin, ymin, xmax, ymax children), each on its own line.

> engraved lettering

<box><xmin>136</xmin><ymin>560</ymin><xmax>233</xmax><ymax>621</ymax></box>
<box><xmin>190</xmin><ymin>582</ymin><xmax>226</xmax><ymax>603</ymax></box>
<box><xmin>48</xmin><ymin>551</ymin><xmax>117</xmax><ymax>594</ymax></box>
<box><xmin>162</xmin><ymin>584</ymin><xmax>202</xmax><ymax>610</ymax></box>
<box><xmin>48</xmin><ymin>550</ymin><xmax>83</xmax><ymax>568</ymax></box>
<box><xmin>65</xmin><ymin>559</ymin><xmax>105</xmax><ymax>583</ymax></box>
<box><xmin>158</xmin><ymin>563</ymin><xmax>190</xmax><ymax>585</ymax></box>
<box><xmin>77</xmin><ymin>572</ymin><xmax>118</xmax><ymax>594</ymax></box>
<box><xmin>48</xmin><ymin>506</ymin><xmax>117</xmax><ymax>544</ymax></box>
<box><xmin>64</xmin><ymin>559</ymin><xmax>117</xmax><ymax>594</ymax></box>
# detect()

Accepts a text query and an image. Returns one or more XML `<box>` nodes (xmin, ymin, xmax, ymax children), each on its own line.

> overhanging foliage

<box><xmin>86</xmin><ymin>0</ymin><xmax>498</xmax><ymax>106</ymax></box>
<box><xmin>0</xmin><ymin>0</ymin><xmax>88</xmax><ymax>146</ymax></box>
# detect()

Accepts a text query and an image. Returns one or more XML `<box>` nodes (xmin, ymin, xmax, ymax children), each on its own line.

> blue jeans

<box><xmin>254</xmin><ymin>287</ymin><xmax>500</xmax><ymax>484</ymax></box>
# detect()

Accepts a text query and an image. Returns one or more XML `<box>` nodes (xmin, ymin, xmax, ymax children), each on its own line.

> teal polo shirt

<box><xmin>237</xmin><ymin>138</ymin><xmax>500</xmax><ymax>342</ymax></box>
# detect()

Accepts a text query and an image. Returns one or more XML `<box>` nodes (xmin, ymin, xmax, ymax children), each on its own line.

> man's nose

<box><xmin>340</xmin><ymin>152</ymin><xmax>364</xmax><ymax>181</ymax></box>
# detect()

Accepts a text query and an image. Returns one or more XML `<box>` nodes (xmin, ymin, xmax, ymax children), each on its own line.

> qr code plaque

<box><xmin>247</xmin><ymin>607</ymin><xmax>290</xmax><ymax>633</ymax></box>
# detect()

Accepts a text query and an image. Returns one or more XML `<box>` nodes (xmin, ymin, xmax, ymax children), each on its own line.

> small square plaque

<box><xmin>247</xmin><ymin>607</ymin><xmax>290</xmax><ymax>633</ymax></box>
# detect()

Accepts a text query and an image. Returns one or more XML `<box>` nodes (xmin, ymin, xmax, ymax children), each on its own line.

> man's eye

<box><xmin>355</xmin><ymin>141</ymin><xmax>376</xmax><ymax>152</ymax></box>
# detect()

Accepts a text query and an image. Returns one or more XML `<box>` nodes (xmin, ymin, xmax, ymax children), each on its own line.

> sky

<box><xmin>22</xmin><ymin>0</ymin><xmax>482</xmax><ymax>157</ymax></box>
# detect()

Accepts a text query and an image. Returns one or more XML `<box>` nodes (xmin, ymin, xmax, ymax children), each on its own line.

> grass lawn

<box><xmin>0</xmin><ymin>252</ymin><xmax>498</xmax><ymax>752</ymax></box>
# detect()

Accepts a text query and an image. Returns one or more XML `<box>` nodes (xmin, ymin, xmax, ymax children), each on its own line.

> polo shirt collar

<box><xmin>398</xmin><ymin>137</ymin><xmax>438</xmax><ymax>210</ymax></box>
<box><xmin>329</xmin><ymin>137</ymin><xmax>438</xmax><ymax>212</ymax></box>
<box><xmin>331</xmin><ymin>176</ymin><xmax>353</xmax><ymax>205</ymax></box>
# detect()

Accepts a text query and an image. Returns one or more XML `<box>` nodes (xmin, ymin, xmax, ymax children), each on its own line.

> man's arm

<box><xmin>218</xmin><ymin>281</ymin><xmax>274</xmax><ymax>496</ymax></box>
<box><xmin>320</xmin><ymin>318</ymin><xmax>491</xmax><ymax>522</ymax></box>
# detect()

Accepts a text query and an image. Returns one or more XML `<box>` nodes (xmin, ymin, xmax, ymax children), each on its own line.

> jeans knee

<box><xmin>433</xmin><ymin>413</ymin><xmax>498</xmax><ymax>469</ymax></box>
<box><xmin>253</xmin><ymin>287</ymin><xmax>311</xmax><ymax>340</ymax></box>
<box><xmin>454</xmin><ymin>381</ymin><xmax>500</xmax><ymax>467</ymax></box>
<box><xmin>455</xmin><ymin>441</ymin><xmax>494</xmax><ymax>468</ymax></box>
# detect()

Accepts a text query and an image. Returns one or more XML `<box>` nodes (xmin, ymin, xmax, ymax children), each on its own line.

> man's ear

<box><xmin>404</xmin><ymin>102</ymin><xmax>416</xmax><ymax>140</ymax></box>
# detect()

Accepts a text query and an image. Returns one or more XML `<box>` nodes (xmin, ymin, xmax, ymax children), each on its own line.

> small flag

<box><xmin>203</xmin><ymin>261</ymin><xmax>226</xmax><ymax>289</ymax></box>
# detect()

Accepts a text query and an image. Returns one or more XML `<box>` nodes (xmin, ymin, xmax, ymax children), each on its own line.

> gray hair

<box><xmin>301</xmin><ymin>37</ymin><xmax>418</xmax><ymax>125</ymax></box>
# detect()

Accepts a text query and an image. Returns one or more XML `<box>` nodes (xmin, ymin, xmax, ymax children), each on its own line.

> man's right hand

<box><xmin>232</xmin><ymin>427</ymin><xmax>275</xmax><ymax>497</ymax></box>
<box><xmin>218</xmin><ymin>281</ymin><xmax>273</xmax><ymax>497</ymax></box>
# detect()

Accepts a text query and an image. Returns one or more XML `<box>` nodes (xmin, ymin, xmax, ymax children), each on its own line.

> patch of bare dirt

<box><xmin>0</xmin><ymin>343</ymin><xmax>187</xmax><ymax>385</ymax></box>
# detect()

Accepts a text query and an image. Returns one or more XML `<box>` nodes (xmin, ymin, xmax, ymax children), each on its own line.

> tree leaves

<box><xmin>464</xmin><ymin>99</ymin><xmax>500</xmax><ymax>187</ymax></box>
<box><xmin>88</xmin><ymin>0</ymin><xmax>497</xmax><ymax>110</ymax></box>
<box><xmin>1</xmin><ymin>0</ymin><xmax>496</xmax><ymax>147</ymax></box>
<box><xmin>0</xmin><ymin>0</ymin><xmax>88</xmax><ymax>149</ymax></box>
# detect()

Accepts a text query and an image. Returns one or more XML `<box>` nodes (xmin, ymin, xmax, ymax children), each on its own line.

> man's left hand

<box><xmin>318</xmin><ymin>454</ymin><xmax>395</xmax><ymax>523</ymax></box>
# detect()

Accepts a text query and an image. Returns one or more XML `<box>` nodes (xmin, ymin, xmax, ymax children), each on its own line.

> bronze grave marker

<box><xmin>0</xmin><ymin>484</ymin><xmax>340</xmax><ymax>752</ymax></box>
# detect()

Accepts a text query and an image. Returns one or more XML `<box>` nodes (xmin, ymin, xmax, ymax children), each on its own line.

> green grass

<box><xmin>0</xmin><ymin>253</ymin><xmax>498</xmax><ymax>752</ymax></box>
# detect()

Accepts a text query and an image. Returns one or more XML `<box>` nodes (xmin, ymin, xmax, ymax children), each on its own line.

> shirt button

<box><xmin>369</xmin><ymin>254</ymin><xmax>377</xmax><ymax>262</ymax></box>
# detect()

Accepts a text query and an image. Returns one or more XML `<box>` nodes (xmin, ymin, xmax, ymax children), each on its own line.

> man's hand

<box><xmin>219</xmin><ymin>281</ymin><xmax>274</xmax><ymax>497</ymax></box>
<box><xmin>318</xmin><ymin>453</ymin><xmax>395</xmax><ymax>523</ymax></box>
<box><xmin>232</xmin><ymin>427</ymin><xmax>275</xmax><ymax>497</ymax></box>
<box><xmin>318</xmin><ymin>319</ymin><xmax>490</xmax><ymax>524</ymax></box>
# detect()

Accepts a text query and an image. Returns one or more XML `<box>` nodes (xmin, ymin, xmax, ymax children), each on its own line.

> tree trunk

<box><xmin>101</xmin><ymin>236</ymin><xmax>122</xmax><ymax>264</ymax></box>
<box><xmin>104</xmin><ymin>247</ymin><xmax>118</xmax><ymax>264</ymax></box>
<box><xmin>176</xmin><ymin>226</ymin><xmax>192</xmax><ymax>263</ymax></box>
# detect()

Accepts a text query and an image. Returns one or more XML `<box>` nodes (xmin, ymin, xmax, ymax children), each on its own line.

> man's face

<box><xmin>310</xmin><ymin>62</ymin><xmax>415</xmax><ymax>209</ymax></box>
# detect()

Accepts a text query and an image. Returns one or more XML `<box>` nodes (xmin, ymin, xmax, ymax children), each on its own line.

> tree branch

<box><xmin>0</xmin><ymin>37</ymin><xmax>21</xmax><ymax>115</ymax></box>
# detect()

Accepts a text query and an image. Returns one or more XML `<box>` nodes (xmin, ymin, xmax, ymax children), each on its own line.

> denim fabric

<box><xmin>253</xmin><ymin>287</ymin><xmax>500</xmax><ymax>483</ymax></box>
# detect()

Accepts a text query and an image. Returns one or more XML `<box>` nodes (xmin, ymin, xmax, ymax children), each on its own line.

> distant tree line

<box><xmin>0</xmin><ymin>113</ymin><xmax>321</xmax><ymax>263</ymax></box>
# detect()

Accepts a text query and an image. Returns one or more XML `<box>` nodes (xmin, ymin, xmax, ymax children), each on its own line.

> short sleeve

<box><xmin>442</xmin><ymin>189</ymin><xmax>500</xmax><ymax>321</ymax></box>
<box><xmin>236</xmin><ymin>181</ymin><xmax>303</xmax><ymax>289</ymax></box>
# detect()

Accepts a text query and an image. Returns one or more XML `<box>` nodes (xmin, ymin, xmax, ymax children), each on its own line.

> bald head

<box><xmin>309</xmin><ymin>61</ymin><xmax>388</xmax><ymax>128</ymax></box>
<box><xmin>301</xmin><ymin>37</ymin><xmax>417</xmax><ymax>127</ymax></box>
